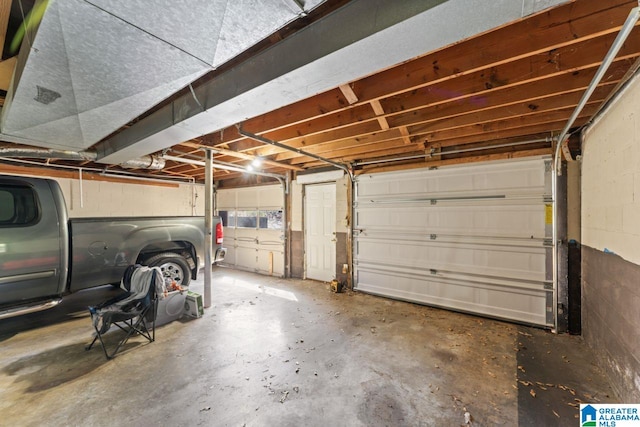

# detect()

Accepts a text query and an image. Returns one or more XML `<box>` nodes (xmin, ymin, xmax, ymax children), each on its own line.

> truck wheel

<box><xmin>144</xmin><ymin>252</ymin><xmax>191</xmax><ymax>288</ymax></box>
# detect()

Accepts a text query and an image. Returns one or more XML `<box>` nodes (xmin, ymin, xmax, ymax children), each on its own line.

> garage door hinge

<box><xmin>543</xmin><ymin>238</ymin><xmax>553</xmax><ymax>247</ymax></box>
<box><xmin>544</xmin><ymin>283</ymin><xmax>553</xmax><ymax>290</ymax></box>
<box><xmin>544</xmin><ymin>161</ymin><xmax>552</xmax><ymax>173</ymax></box>
<box><xmin>430</xmin><ymin>234</ymin><xmax>437</xmax><ymax>240</ymax></box>
<box><xmin>430</xmin><ymin>199</ymin><xmax>437</xmax><ymax>205</ymax></box>
<box><xmin>430</xmin><ymin>269</ymin><xmax>437</xmax><ymax>275</ymax></box>
<box><xmin>543</xmin><ymin>195</ymin><xmax>553</xmax><ymax>203</ymax></box>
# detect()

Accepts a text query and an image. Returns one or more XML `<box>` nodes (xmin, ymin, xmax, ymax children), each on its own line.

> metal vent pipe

<box><xmin>0</xmin><ymin>147</ymin><xmax>165</xmax><ymax>170</ymax></box>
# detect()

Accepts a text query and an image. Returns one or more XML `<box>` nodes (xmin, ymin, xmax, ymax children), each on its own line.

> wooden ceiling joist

<box><xmin>182</xmin><ymin>141</ymin><xmax>303</xmax><ymax>172</ymax></box>
<box><xmin>3</xmin><ymin>0</ymin><xmax>635</xmax><ymax>184</ymax></box>
<box><xmin>204</xmin><ymin>1</ymin><xmax>638</xmax><ymax>150</ymax></box>
<box><xmin>339</xmin><ymin>84</ymin><xmax>359</xmax><ymax>105</ymax></box>
<box><xmin>226</xmin><ymin>34</ymin><xmax>640</xmax><ymax>161</ymax></box>
<box><xmin>369</xmin><ymin>100</ymin><xmax>390</xmax><ymax>130</ymax></box>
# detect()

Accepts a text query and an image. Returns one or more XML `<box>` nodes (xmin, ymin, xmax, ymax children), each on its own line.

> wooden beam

<box><xmin>413</xmin><ymin>104</ymin><xmax>599</xmax><ymax>144</ymax></box>
<box><xmin>272</xmin><ymin>131</ymin><xmax>397</xmax><ymax>161</ymax></box>
<box><xmin>354</xmin><ymin>0</ymin><xmax>636</xmax><ymax>103</ymax></box>
<box><xmin>300</xmin><ymin>143</ymin><xmax>423</xmax><ymax>168</ymax></box>
<box><xmin>214</xmin><ymin>146</ymin><xmax>304</xmax><ymax>171</ymax></box>
<box><xmin>289</xmin><ymin>139</ymin><xmax>409</xmax><ymax>165</ymax></box>
<box><xmin>398</xmin><ymin>126</ymin><xmax>412</xmax><ymax>144</ymax></box>
<box><xmin>407</xmin><ymin>89</ymin><xmax>608</xmax><ymax>136</ymax></box>
<box><xmin>203</xmin><ymin>0</ymin><xmax>637</xmax><ymax>148</ymax></box>
<box><xmin>357</xmin><ymin>148</ymin><xmax>552</xmax><ymax>175</ymax></box>
<box><xmin>369</xmin><ymin>100</ymin><xmax>389</xmax><ymax>130</ymax></box>
<box><xmin>424</xmin><ymin>117</ymin><xmax>588</xmax><ymax>148</ymax></box>
<box><xmin>226</xmin><ymin>103</ymin><xmax>375</xmax><ymax>151</ymax></box>
<box><xmin>273</xmin><ymin>127</ymin><xmax>403</xmax><ymax>161</ymax></box>
<box><xmin>254</xmin><ymin>67</ymin><xmax>617</xmax><ymax>161</ymax></box>
<box><xmin>387</xmin><ymin>63</ymin><xmax>625</xmax><ymax>129</ymax></box>
<box><xmin>0</xmin><ymin>56</ymin><xmax>16</xmax><ymax>91</ymax></box>
<box><xmin>560</xmin><ymin>138</ymin><xmax>574</xmax><ymax>161</ymax></box>
<box><xmin>0</xmin><ymin>0</ymin><xmax>11</xmax><ymax>58</ymax></box>
<box><xmin>238</xmin><ymin>36</ymin><xmax>639</xmax><ymax>159</ymax></box>
<box><xmin>381</xmin><ymin>30</ymin><xmax>640</xmax><ymax>115</ymax></box>
<box><xmin>339</xmin><ymin>84</ymin><xmax>358</xmax><ymax>105</ymax></box>
<box><xmin>181</xmin><ymin>140</ymin><xmax>304</xmax><ymax>171</ymax></box>
<box><xmin>255</xmin><ymin>120</ymin><xmax>382</xmax><ymax>157</ymax></box>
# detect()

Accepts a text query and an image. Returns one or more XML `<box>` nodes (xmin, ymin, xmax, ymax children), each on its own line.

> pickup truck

<box><xmin>0</xmin><ymin>175</ymin><xmax>225</xmax><ymax>319</ymax></box>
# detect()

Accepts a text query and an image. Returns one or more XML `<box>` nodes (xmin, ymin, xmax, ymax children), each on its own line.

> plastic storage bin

<box><xmin>155</xmin><ymin>290</ymin><xmax>187</xmax><ymax>326</ymax></box>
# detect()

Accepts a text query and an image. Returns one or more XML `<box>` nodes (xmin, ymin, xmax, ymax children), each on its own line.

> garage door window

<box><xmin>219</xmin><ymin>209</ymin><xmax>283</xmax><ymax>229</ymax></box>
<box><xmin>0</xmin><ymin>185</ymin><xmax>39</xmax><ymax>227</ymax></box>
<box><xmin>259</xmin><ymin>210</ymin><xmax>283</xmax><ymax>229</ymax></box>
<box><xmin>235</xmin><ymin>210</ymin><xmax>258</xmax><ymax>228</ymax></box>
<box><xmin>219</xmin><ymin>210</ymin><xmax>236</xmax><ymax>227</ymax></box>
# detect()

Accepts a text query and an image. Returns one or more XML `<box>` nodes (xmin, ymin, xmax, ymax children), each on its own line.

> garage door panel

<box><xmin>236</xmin><ymin>246</ymin><xmax>257</xmax><ymax>269</ymax></box>
<box><xmin>223</xmin><ymin>245</ymin><xmax>237</xmax><ymax>265</ymax></box>
<box><xmin>354</xmin><ymin>157</ymin><xmax>553</xmax><ymax>327</ymax></box>
<box><xmin>356</xmin><ymin>238</ymin><xmax>547</xmax><ymax>282</ymax></box>
<box><xmin>257</xmin><ymin>249</ymin><xmax>284</xmax><ymax>276</ymax></box>
<box><xmin>217</xmin><ymin>185</ymin><xmax>285</xmax><ymax>276</ymax></box>
<box><xmin>237</xmin><ymin>189</ymin><xmax>259</xmax><ymax>208</ymax></box>
<box><xmin>217</xmin><ymin>191</ymin><xmax>236</xmax><ymax>207</ymax></box>
<box><xmin>357</xmin><ymin>160</ymin><xmax>546</xmax><ymax>199</ymax></box>
<box><xmin>258</xmin><ymin>186</ymin><xmax>284</xmax><ymax>207</ymax></box>
<box><xmin>356</xmin><ymin>204</ymin><xmax>545</xmax><ymax>238</ymax></box>
<box><xmin>356</xmin><ymin>268</ymin><xmax>549</xmax><ymax>326</ymax></box>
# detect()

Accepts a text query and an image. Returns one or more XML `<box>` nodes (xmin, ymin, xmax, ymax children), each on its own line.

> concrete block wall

<box><xmin>5</xmin><ymin>172</ymin><xmax>204</xmax><ymax>218</ymax></box>
<box><xmin>581</xmin><ymin>72</ymin><xmax>640</xmax><ymax>402</ymax></box>
<box><xmin>290</xmin><ymin>180</ymin><xmax>305</xmax><ymax>278</ymax></box>
<box><xmin>335</xmin><ymin>175</ymin><xmax>350</xmax><ymax>284</ymax></box>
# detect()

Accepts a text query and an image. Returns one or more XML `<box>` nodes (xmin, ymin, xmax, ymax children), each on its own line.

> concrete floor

<box><xmin>1</xmin><ymin>267</ymin><xmax>617</xmax><ymax>426</ymax></box>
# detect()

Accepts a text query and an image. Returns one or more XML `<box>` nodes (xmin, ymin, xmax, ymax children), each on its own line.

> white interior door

<box><xmin>305</xmin><ymin>183</ymin><xmax>336</xmax><ymax>282</ymax></box>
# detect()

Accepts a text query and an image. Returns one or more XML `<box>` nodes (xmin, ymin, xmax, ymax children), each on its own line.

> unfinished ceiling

<box><xmin>0</xmin><ymin>0</ymin><xmax>639</xmax><ymax>186</ymax></box>
<box><xmin>0</xmin><ymin>0</ymin><xmax>326</xmax><ymax>149</ymax></box>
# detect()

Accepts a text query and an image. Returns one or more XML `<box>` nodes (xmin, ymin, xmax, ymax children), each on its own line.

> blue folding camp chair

<box><xmin>85</xmin><ymin>265</ymin><xmax>160</xmax><ymax>359</ymax></box>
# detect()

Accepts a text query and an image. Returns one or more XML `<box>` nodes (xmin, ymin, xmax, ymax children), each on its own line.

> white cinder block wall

<box><xmin>61</xmin><ymin>178</ymin><xmax>204</xmax><ymax>217</ymax></box>
<box><xmin>581</xmin><ymin>71</ymin><xmax>640</xmax><ymax>402</ymax></box>
<box><xmin>3</xmin><ymin>173</ymin><xmax>204</xmax><ymax>217</ymax></box>
<box><xmin>582</xmin><ymin>82</ymin><xmax>640</xmax><ymax>262</ymax></box>
<box><xmin>291</xmin><ymin>180</ymin><xmax>303</xmax><ymax>232</ymax></box>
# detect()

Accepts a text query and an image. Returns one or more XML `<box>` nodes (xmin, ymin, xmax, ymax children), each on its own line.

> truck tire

<box><xmin>144</xmin><ymin>252</ymin><xmax>191</xmax><ymax>288</ymax></box>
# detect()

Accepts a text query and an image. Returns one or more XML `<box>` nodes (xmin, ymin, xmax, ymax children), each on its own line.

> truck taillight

<box><xmin>216</xmin><ymin>221</ymin><xmax>223</xmax><ymax>244</ymax></box>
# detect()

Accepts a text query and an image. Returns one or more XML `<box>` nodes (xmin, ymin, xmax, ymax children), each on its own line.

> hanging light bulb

<box><xmin>251</xmin><ymin>157</ymin><xmax>262</xmax><ymax>168</ymax></box>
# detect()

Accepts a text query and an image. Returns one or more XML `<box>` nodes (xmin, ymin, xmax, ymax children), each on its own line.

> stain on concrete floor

<box><xmin>0</xmin><ymin>267</ymin><xmax>617</xmax><ymax>426</ymax></box>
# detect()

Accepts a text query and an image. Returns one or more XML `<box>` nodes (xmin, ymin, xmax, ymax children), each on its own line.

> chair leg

<box><xmin>86</xmin><ymin>303</ymin><xmax>156</xmax><ymax>359</ymax></box>
<box><xmin>85</xmin><ymin>334</ymin><xmax>98</xmax><ymax>351</ymax></box>
<box><xmin>109</xmin><ymin>319</ymin><xmax>139</xmax><ymax>358</ymax></box>
<box><xmin>86</xmin><ymin>324</ymin><xmax>113</xmax><ymax>360</ymax></box>
<box><xmin>107</xmin><ymin>313</ymin><xmax>153</xmax><ymax>359</ymax></box>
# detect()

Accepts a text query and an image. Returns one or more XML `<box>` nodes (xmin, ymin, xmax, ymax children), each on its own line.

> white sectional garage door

<box><xmin>353</xmin><ymin>157</ymin><xmax>554</xmax><ymax>327</ymax></box>
<box><xmin>217</xmin><ymin>185</ymin><xmax>285</xmax><ymax>277</ymax></box>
